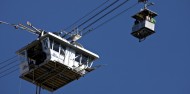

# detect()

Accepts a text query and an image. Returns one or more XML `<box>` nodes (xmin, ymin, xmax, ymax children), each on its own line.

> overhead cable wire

<box><xmin>81</xmin><ymin>0</ymin><xmax>130</xmax><ymax>32</ymax></box>
<box><xmin>0</xmin><ymin>55</ymin><xmax>18</xmax><ymax>65</ymax></box>
<box><xmin>62</xmin><ymin>0</ymin><xmax>119</xmax><ymax>38</ymax></box>
<box><xmin>77</xmin><ymin>0</ymin><xmax>119</xmax><ymax>28</ymax></box>
<box><xmin>0</xmin><ymin>68</ymin><xmax>19</xmax><ymax>79</ymax></box>
<box><xmin>63</xmin><ymin>0</ymin><xmax>110</xmax><ymax>31</ymax></box>
<box><xmin>82</xmin><ymin>2</ymin><xmax>139</xmax><ymax>36</ymax></box>
<box><xmin>0</xmin><ymin>63</ymin><xmax>19</xmax><ymax>75</ymax></box>
<box><xmin>0</xmin><ymin>59</ymin><xmax>18</xmax><ymax>71</ymax></box>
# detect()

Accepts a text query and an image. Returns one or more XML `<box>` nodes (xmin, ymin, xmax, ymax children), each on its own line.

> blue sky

<box><xmin>0</xmin><ymin>0</ymin><xmax>190</xmax><ymax>94</ymax></box>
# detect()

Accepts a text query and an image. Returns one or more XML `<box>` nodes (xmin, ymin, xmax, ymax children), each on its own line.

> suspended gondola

<box><xmin>131</xmin><ymin>0</ymin><xmax>158</xmax><ymax>42</ymax></box>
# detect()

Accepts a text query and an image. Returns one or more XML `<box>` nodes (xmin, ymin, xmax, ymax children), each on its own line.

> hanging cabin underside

<box><xmin>20</xmin><ymin>61</ymin><xmax>86</xmax><ymax>92</ymax></box>
<box><xmin>17</xmin><ymin>32</ymin><xmax>99</xmax><ymax>92</ymax></box>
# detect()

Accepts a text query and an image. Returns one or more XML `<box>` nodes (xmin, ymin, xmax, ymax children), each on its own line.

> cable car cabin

<box><xmin>131</xmin><ymin>8</ymin><xmax>158</xmax><ymax>41</ymax></box>
<box><xmin>16</xmin><ymin>32</ymin><xmax>99</xmax><ymax>92</ymax></box>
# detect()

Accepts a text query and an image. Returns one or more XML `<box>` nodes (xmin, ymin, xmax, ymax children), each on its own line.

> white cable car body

<box><xmin>16</xmin><ymin>32</ymin><xmax>99</xmax><ymax>91</ymax></box>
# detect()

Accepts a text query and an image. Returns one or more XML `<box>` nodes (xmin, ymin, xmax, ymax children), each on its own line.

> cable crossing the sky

<box><xmin>82</xmin><ymin>2</ymin><xmax>138</xmax><ymax>36</ymax></box>
<box><xmin>80</xmin><ymin>0</ymin><xmax>130</xmax><ymax>33</ymax></box>
<box><xmin>62</xmin><ymin>0</ymin><xmax>119</xmax><ymax>38</ymax></box>
<box><xmin>77</xmin><ymin>0</ymin><xmax>119</xmax><ymax>29</ymax></box>
<box><xmin>61</xmin><ymin>0</ymin><xmax>133</xmax><ymax>40</ymax></box>
<box><xmin>0</xmin><ymin>59</ymin><xmax>18</xmax><ymax>70</ymax></box>
<box><xmin>63</xmin><ymin>0</ymin><xmax>110</xmax><ymax>31</ymax></box>
<box><xmin>0</xmin><ymin>55</ymin><xmax>18</xmax><ymax>65</ymax></box>
<box><xmin>0</xmin><ymin>63</ymin><xmax>19</xmax><ymax>75</ymax></box>
<box><xmin>0</xmin><ymin>55</ymin><xmax>19</xmax><ymax>79</ymax></box>
<box><xmin>0</xmin><ymin>68</ymin><xmax>19</xmax><ymax>79</ymax></box>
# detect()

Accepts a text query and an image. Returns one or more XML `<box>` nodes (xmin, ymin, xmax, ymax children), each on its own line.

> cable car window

<box><xmin>42</xmin><ymin>38</ymin><xmax>49</xmax><ymax>50</ymax></box>
<box><xmin>81</xmin><ymin>55</ymin><xmax>88</xmax><ymax>64</ymax></box>
<box><xmin>49</xmin><ymin>39</ymin><xmax>53</xmax><ymax>49</ymax></box>
<box><xmin>19</xmin><ymin>51</ymin><xmax>27</xmax><ymax>63</ymax></box>
<box><xmin>53</xmin><ymin>41</ymin><xmax>60</xmax><ymax>52</ymax></box>
<box><xmin>87</xmin><ymin>57</ymin><xmax>93</xmax><ymax>63</ymax></box>
<box><xmin>20</xmin><ymin>56</ymin><xmax>27</xmax><ymax>63</ymax></box>
<box><xmin>60</xmin><ymin>45</ymin><xmax>66</xmax><ymax>56</ymax></box>
<box><xmin>75</xmin><ymin>53</ymin><xmax>81</xmax><ymax>63</ymax></box>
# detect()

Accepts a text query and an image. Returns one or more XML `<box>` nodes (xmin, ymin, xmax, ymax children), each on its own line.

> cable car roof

<box><xmin>132</xmin><ymin>8</ymin><xmax>158</xmax><ymax>20</ymax></box>
<box><xmin>16</xmin><ymin>32</ymin><xmax>99</xmax><ymax>60</ymax></box>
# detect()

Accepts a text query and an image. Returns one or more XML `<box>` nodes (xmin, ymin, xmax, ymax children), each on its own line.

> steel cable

<box><xmin>81</xmin><ymin>0</ymin><xmax>130</xmax><ymax>32</ymax></box>
<box><xmin>0</xmin><ymin>55</ymin><xmax>18</xmax><ymax>65</ymax></box>
<box><xmin>64</xmin><ymin>0</ymin><xmax>110</xmax><ymax>31</ymax></box>
<box><xmin>82</xmin><ymin>2</ymin><xmax>138</xmax><ymax>36</ymax></box>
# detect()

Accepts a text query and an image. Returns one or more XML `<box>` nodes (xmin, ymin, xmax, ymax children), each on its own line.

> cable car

<box><xmin>16</xmin><ymin>32</ymin><xmax>99</xmax><ymax>92</ymax></box>
<box><xmin>131</xmin><ymin>5</ymin><xmax>158</xmax><ymax>42</ymax></box>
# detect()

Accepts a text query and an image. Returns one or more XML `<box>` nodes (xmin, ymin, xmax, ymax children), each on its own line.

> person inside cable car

<box><xmin>146</xmin><ymin>15</ymin><xmax>151</xmax><ymax>21</ymax></box>
<box><xmin>146</xmin><ymin>14</ymin><xmax>156</xmax><ymax>24</ymax></box>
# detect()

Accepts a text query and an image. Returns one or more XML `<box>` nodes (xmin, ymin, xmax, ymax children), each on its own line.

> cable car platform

<box><xmin>20</xmin><ymin>61</ymin><xmax>87</xmax><ymax>92</ymax></box>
